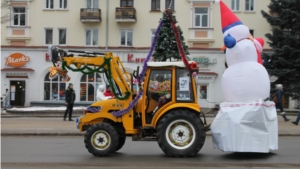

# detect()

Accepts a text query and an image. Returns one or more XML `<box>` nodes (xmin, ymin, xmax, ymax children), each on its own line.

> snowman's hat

<box><xmin>215</xmin><ymin>0</ymin><xmax>243</xmax><ymax>33</ymax></box>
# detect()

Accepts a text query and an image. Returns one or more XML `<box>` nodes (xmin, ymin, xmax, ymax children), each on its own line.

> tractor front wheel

<box><xmin>156</xmin><ymin>110</ymin><xmax>206</xmax><ymax>157</ymax></box>
<box><xmin>84</xmin><ymin>123</ymin><xmax>119</xmax><ymax>157</ymax></box>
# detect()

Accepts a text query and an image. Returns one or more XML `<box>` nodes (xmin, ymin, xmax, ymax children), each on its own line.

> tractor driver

<box><xmin>152</xmin><ymin>75</ymin><xmax>171</xmax><ymax>113</ymax></box>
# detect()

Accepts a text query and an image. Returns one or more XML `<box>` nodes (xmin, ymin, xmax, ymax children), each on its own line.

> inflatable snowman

<box><xmin>211</xmin><ymin>0</ymin><xmax>278</xmax><ymax>153</ymax></box>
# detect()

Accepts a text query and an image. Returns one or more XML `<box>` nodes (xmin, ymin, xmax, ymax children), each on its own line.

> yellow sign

<box><xmin>5</xmin><ymin>53</ymin><xmax>30</xmax><ymax>67</ymax></box>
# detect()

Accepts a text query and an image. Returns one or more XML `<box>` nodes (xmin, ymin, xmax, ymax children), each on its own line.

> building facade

<box><xmin>3</xmin><ymin>0</ymin><xmax>295</xmax><ymax>108</ymax></box>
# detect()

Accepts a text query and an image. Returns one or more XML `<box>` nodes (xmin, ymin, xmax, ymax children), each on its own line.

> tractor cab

<box><xmin>134</xmin><ymin>61</ymin><xmax>200</xmax><ymax>128</ymax></box>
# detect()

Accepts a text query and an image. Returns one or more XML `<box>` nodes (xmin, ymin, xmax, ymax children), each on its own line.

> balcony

<box><xmin>115</xmin><ymin>7</ymin><xmax>136</xmax><ymax>23</ymax></box>
<box><xmin>80</xmin><ymin>8</ymin><xmax>101</xmax><ymax>23</ymax></box>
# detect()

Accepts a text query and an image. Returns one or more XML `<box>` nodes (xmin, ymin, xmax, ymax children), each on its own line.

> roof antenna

<box><xmin>168</xmin><ymin>0</ymin><xmax>173</xmax><ymax>9</ymax></box>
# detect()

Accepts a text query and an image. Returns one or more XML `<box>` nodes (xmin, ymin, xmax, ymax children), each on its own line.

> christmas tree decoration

<box><xmin>261</xmin><ymin>0</ymin><xmax>300</xmax><ymax>99</ymax></box>
<box><xmin>152</xmin><ymin>10</ymin><xmax>190</xmax><ymax>62</ymax></box>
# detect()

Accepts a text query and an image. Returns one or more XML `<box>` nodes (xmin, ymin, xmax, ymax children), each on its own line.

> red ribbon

<box><xmin>165</xmin><ymin>10</ymin><xmax>198</xmax><ymax>72</ymax></box>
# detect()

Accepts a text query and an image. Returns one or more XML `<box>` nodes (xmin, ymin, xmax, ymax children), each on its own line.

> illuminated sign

<box><xmin>5</xmin><ymin>53</ymin><xmax>30</xmax><ymax>67</ymax></box>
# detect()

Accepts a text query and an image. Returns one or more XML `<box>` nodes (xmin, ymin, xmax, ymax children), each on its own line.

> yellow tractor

<box><xmin>49</xmin><ymin>46</ymin><xmax>208</xmax><ymax>157</ymax></box>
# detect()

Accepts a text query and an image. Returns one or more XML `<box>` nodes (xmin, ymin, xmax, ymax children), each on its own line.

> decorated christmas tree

<box><xmin>152</xmin><ymin>10</ymin><xmax>189</xmax><ymax>61</ymax></box>
<box><xmin>261</xmin><ymin>0</ymin><xmax>300</xmax><ymax>98</ymax></box>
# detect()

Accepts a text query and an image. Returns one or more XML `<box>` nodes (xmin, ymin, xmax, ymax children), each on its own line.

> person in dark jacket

<box><xmin>64</xmin><ymin>83</ymin><xmax>76</xmax><ymax>121</ymax></box>
<box><xmin>275</xmin><ymin>84</ymin><xmax>290</xmax><ymax>122</ymax></box>
<box><xmin>291</xmin><ymin>110</ymin><xmax>300</xmax><ymax>126</ymax></box>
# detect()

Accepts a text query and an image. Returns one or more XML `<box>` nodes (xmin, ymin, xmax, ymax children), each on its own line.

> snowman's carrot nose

<box><xmin>221</xmin><ymin>46</ymin><xmax>226</xmax><ymax>50</ymax></box>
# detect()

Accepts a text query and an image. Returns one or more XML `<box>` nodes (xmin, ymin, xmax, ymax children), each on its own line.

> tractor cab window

<box><xmin>145</xmin><ymin>69</ymin><xmax>172</xmax><ymax>123</ymax></box>
<box><xmin>176</xmin><ymin>69</ymin><xmax>194</xmax><ymax>102</ymax></box>
<box><xmin>147</xmin><ymin>70</ymin><xmax>172</xmax><ymax>101</ymax></box>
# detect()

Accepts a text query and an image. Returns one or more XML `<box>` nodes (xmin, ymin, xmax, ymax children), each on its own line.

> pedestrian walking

<box><xmin>64</xmin><ymin>83</ymin><xmax>76</xmax><ymax>121</ymax></box>
<box><xmin>291</xmin><ymin>110</ymin><xmax>300</xmax><ymax>126</ymax></box>
<box><xmin>3</xmin><ymin>89</ymin><xmax>12</xmax><ymax>110</ymax></box>
<box><xmin>274</xmin><ymin>84</ymin><xmax>290</xmax><ymax>121</ymax></box>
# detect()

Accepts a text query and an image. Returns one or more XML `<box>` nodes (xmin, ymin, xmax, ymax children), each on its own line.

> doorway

<box><xmin>9</xmin><ymin>81</ymin><xmax>26</xmax><ymax>106</ymax></box>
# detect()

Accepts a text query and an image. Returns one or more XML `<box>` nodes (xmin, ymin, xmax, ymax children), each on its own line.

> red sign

<box><xmin>5</xmin><ymin>53</ymin><xmax>30</xmax><ymax>67</ymax></box>
<box><xmin>127</xmin><ymin>54</ymin><xmax>153</xmax><ymax>63</ymax></box>
<box><xmin>46</xmin><ymin>53</ymin><xmax>51</xmax><ymax>61</ymax></box>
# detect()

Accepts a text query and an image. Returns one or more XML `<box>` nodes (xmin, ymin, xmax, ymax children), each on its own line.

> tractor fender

<box><xmin>152</xmin><ymin>103</ymin><xmax>200</xmax><ymax>128</ymax></box>
<box><xmin>79</xmin><ymin>112</ymin><xmax>120</xmax><ymax>131</ymax></box>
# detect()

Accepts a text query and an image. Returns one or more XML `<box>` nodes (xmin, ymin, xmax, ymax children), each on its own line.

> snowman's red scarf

<box><xmin>237</xmin><ymin>37</ymin><xmax>249</xmax><ymax>42</ymax></box>
<box><xmin>237</xmin><ymin>37</ymin><xmax>263</xmax><ymax>65</ymax></box>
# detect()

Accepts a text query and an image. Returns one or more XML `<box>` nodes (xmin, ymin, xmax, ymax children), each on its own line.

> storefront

<box><xmin>1</xmin><ymin>47</ymin><xmax>226</xmax><ymax>108</ymax></box>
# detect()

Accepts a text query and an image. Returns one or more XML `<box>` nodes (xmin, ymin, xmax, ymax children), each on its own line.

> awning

<box><xmin>1</xmin><ymin>68</ymin><xmax>34</xmax><ymax>72</ymax></box>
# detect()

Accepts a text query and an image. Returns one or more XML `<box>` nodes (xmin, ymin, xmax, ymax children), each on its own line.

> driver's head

<box><xmin>156</xmin><ymin>75</ymin><xmax>164</xmax><ymax>82</ymax></box>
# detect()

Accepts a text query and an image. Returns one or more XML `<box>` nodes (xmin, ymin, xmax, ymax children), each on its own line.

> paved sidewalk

<box><xmin>1</xmin><ymin>116</ymin><xmax>299</xmax><ymax>136</ymax></box>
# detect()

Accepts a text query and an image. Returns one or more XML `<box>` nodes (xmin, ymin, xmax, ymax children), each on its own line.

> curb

<box><xmin>1</xmin><ymin>133</ymin><xmax>85</xmax><ymax>136</ymax></box>
<box><xmin>1</xmin><ymin>114</ymin><xmax>83</xmax><ymax>118</ymax></box>
<box><xmin>2</xmin><ymin>133</ymin><xmax>300</xmax><ymax>137</ymax></box>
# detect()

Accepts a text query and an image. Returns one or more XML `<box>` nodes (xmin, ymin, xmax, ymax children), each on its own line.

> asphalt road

<box><xmin>2</xmin><ymin>136</ymin><xmax>300</xmax><ymax>169</ymax></box>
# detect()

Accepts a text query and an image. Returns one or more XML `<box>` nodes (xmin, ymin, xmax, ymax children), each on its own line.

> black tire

<box><xmin>84</xmin><ymin>123</ymin><xmax>119</xmax><ymax>157</ymax></box>
<box><xmin>115</xmin><ymin>137</ymin><xmax>126</xmax><ymax>152</ymax></box>
<box><xmin>156</xmin><ymin>110</ymin><xmax>206</xmax><ymax>157</ymax></box>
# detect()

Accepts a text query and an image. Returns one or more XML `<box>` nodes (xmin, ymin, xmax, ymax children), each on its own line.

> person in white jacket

<box><xmin>96</xmin><ymin>85</ymin><xmax>112</xmax><ymax>101</ymax></box>
<box><xmin>3</xmin><ymin>89</ymin><xmax>12</xmax><ymax>110</ymax></box>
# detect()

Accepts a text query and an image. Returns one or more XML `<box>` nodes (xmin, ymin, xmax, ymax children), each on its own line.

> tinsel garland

<box><xmin>105</xmin><ymin>57</ymin><xmax>131</xmax><ymax>100</ymax></box>
<box><xmin>62</xmin><ymin>61</ymin><xmax>104</xmax><ymax>75</ymax></box>
<box><xmin>86</xmin><ymin>106</ymin><xmax>102</xmax><ymax>113</ymax></box>
<box><xmin>138</xmin><ymin>19</ymin><xmax>164</xmax><ymax>83</ymax></box>
<box><xmin>112</xmin><ymin>89</ymin><xmax>144</xmax><ymax>117</ymax></box>
<box><xmin>165</xmin><ymin>9</ymin><xmax>192</xmax><ymax>72</ymax></box>
<box><xmin>112</xmin><ymin>19</ymin><xmax>164</xmax><ymax>117</ymax></box>
<box><xmin>62</xmin><ymin>57</ymin><xmax>131</xmax><ymax>100</ymax></box>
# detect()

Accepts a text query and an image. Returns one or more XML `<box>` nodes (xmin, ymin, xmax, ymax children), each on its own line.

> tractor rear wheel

<box><xmin>156</xmin><ymin>110</ymin><xmax>206</xmax><ymax>157</ymax></box>
<box><xmin>84</xmin><ymin>123</ymin><xmax>119</xmax><ymax>157</ymax></box>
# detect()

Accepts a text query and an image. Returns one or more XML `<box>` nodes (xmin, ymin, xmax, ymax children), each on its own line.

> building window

<box><xmin>245</xmin><ymin>0</ymin><xmax>254</xmax><ymax>11</ymax></box>
<box><xmin>199</xmin><ymin>85</ymin><xmax>207</xmax><ymax>99</ymax></box>
<box><xmin>85</xmin><ymin>29</ymin><xmax>99</xmax><ymax>46</ymax></box>
<box><xmin>121</xmin><ymin>0</ymin><xmax>133</xmax><ymax>7</ymax></box>
<box><xmin>151</xmin><ymin>29</ymin><xmax>156</xmax><ymax>45</ymax></box>
<box><xmin>45</xmin><ymin>28</ymin><xmax>53</xmax><ymax>45</ymax></box>
<box><xmin>120</xmin><ymin>29</ymin><xmax>133</xmax><ymax>46</ymax></box>
<box><xmin>44</xmin><ymin>73</ymin><xmax>66</xmax><ymax>101</ymax></box>
<box><xmin>58</xmin><ymin>28</ymin><xmax>67</xmax><ymax>45</ymax></box>
<box><xmin>250</xmin><ymin>29</ymin><xmax>254</xmax><ymax>36</ymax></box>
<box><xmin>80</xmin><ymin>73</ymin><xmax>101</xmax><ymax>101</ymax></box>
<box><xmin>59</xmin><ymin>0</ymin><xmax>67</xmax><ymax>9</ymax></box>
<box><xmin>151</xmin><ymin>0</ymin><xmax>160</xmax><ymax>11</ymax></box>
<box><xmin>194</xmin><ymin>8</ymin><xmax>208</xmax><ymax>28</ymax></box>
<box><xmin>13</xmin><ymin>7</ymin><xmax>26</xmax><ymax>26</ymax></box>
<box><xmin>231</xmin><ymin>0</ymin><xmax>240</xmax><ymax>11</ymax></box>
<box><xmin>86</xmin><ymin>0</ymin><xmax>99</xmax><ymax>8</ymax></box>
<box><xmin>45</xmin><ymin>0</ymin><xmax>54</xmax><ymax>9</ymax></box>
<box><xmin>165</xmin><ymin>0</ymin><xmax>174</xmax><ymax>10</ymax></box>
